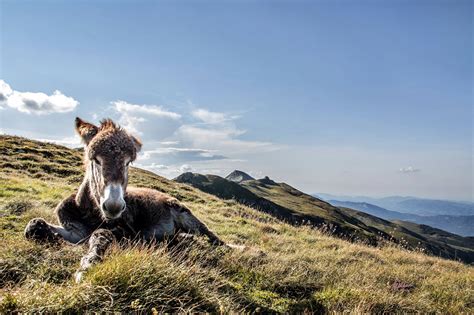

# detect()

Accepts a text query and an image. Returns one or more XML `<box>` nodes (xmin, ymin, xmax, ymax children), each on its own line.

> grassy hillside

<box><xmin>176</xmin><ymin>173</ymin><xmax>395</xmax><ymax>245</ymax></box>
<box><xmin>1</xmin><ymin>135</ymin><xmax>473</xmax><ymax>313</ymax></box>
<box><xmin>175</xmin><ymin>172</ymin><xmax>322</xmax><ymax>226</ymax></box>
<box><xmin>242</xmin><ymin>179</ymin><xmax>474</xmax><ymax>263</ymax></box>
<box><xmin>340</xmin><ymin>208</ymin><xmax>474</xmax><ymax>263</ymax></box>
<box><xmin>178</xmin><ymin>172</ymin><xmax>474</xmax><ymax>263</ymax></box>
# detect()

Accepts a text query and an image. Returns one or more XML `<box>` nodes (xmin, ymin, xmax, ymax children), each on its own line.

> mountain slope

<box><xmin>338</xmin><ymin>208</ymin><xmax>474</xmax><ymax>263</ymax></box>
<box><xmin>174</xmin><ymin>172</ymin><xmax>300</xmax><ymax>222</ymax></box>
<box><xmin>175</xmin><ymin>172</ymin><xmax>474</xmax><ymax>263</ymax></box>
<box><xmin>176</xmin><ymin>173</ymin><xmax>402</xmax><ymax>245</ymax></box>
<box><xmin>1</xmin><ymin>135</ymin><xmax>473</xmax><ymax>313</ymax></box>
<box><xmin>328</xmin><ymin>200</ymin><xmax>474</xmax><ymax>236</ymax></box>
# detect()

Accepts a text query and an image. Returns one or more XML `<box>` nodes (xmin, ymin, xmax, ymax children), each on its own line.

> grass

<box><xmin>0</xmin><ymin>135</ymin><xmax>473</xmax><ymax>313</ymax></box>
<box><xmin>179</xmin><ymin>172</ymin><xmax>474</xmax><ymax>262</ymax></box>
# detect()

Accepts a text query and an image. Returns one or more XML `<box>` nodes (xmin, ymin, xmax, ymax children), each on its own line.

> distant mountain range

<box><xmin>314</xmin><ymin>194</ymin><xmax>474</xmax><ymax>236</ymax></box>
<box><xmin>326</xmin><ymin>200</ymin><xmax>474</xmax><ymax>236</ymax></box>
<box><xmin>316</xmin><ymin>193</ymin><xmax>474</xmax><ymax>216</ymax></box>
<box><xmin>175</xmin><ymin>170</ymin><xmax>474</xmax><ymax>263</ymax></box>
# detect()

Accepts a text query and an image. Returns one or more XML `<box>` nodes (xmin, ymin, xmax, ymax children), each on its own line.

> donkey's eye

<box><xmin>125</xmin><ymin>161</ymin><xmax>131</xmax><ymax>167</ymax></box>
<box><xmin>93</xmin><ymin>158</ymin><xmax>101</xmax><ymax>166</ymax></box>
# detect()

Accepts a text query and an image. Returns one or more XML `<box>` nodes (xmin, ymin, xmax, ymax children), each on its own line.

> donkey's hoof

<box><xmin>24</xmin><ymin>218</ymin><xmax>60</xmax><ymax>243</ymax></box>
<box><xmin>226</xmin><ymin>243</ymin><xmax>247</xmax><ymax>251</ymax></box>
<box><xmin>74</xmin><ymin>270</ymin><xmax>85</xmax><ymax>283</ymax></box>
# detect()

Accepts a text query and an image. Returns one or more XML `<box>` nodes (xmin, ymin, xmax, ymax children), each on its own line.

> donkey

<box><xmin>24</xmin><ymin>117</ymin><xmax>226</xmax><ymax>282</ymax></box>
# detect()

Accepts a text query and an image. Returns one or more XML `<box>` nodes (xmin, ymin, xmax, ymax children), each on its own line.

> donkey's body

<box><xmin>25</xmin><ymin>118</ymin><xmax>223</xmax><ymax>282</ymax></box>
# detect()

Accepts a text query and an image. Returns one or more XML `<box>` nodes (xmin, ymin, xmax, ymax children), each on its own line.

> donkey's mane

<box><xmin>99</xmin><ymin>118</ymin><xmax>121</xmax><ymax>131</ymax></box>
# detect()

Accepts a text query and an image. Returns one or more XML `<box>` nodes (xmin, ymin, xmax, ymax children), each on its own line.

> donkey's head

<box><xmin>75</xmin><ymin>117</ymin><xmax>142</xmax><ymax>220</ymax></box>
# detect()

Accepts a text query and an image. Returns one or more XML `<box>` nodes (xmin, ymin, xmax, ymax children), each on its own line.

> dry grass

<box><xmin>0</xmin><ymin>135</ymin><xmax>473</xmax><ymax>313</ymax></box>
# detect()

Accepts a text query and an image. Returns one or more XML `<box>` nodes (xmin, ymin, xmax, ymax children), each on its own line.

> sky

<box><xmin>0</xmin><ymin>0</ymin><xmax>472</xmax><ymax>201</ymax></box>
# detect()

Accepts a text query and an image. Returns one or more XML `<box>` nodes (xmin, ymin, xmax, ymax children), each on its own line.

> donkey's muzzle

<box><xmin>101</xmin><ymin>184</ymin><xmax>126</xmax><ymax>219</ymax></box>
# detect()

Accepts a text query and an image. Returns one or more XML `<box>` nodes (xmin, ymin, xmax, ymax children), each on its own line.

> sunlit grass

<box><xmin>1</xmin><ymin>135</ymin><xmax>473</xmax><ymax>313</ymax></box>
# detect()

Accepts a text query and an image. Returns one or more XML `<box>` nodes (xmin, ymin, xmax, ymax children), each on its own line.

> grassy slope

<box><xmin>176</xmin><ymin>174</ymin><xmax>394</xmax><ymax>245</ymax></box>
<box><xmin>174</xmin><ymin>172</ymin><xmax>314</xmax><ymax>224</ymax></box>
<box><xmin>393</xmin><ymin>220</ymin><xmax>474</xmax><ymax>253</ymax></box>
<box><xmin>241</xmin><ymin>178</ymin><xmax>473</xmax><ymax>263</ymax></box>
<box><xmin>0</xmin><ymin>135</ymin><xmax>473</xmax><ymax>313</ymax></box>
<box><xmin>340</xmin><ymin>208</ymin><xmax>474</xmax><ymax>263</ymax></box>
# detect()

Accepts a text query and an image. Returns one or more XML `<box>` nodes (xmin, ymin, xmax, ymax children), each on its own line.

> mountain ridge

<box><xmin>175</xmin><ymin>170</ymin><xmax>474</xmax><ymax>263</ymax></box>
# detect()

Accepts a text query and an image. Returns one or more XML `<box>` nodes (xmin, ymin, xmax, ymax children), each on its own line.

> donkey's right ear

<box><xmin>75</xmin><ymin>117</ymin><xmax>98</xmax><ymax>144</ymax></box>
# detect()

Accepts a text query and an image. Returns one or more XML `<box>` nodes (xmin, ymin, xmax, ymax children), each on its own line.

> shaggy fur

<box><xmin>24</xmin><ymin>117</ymin><xmax>224</xmax><ymax>282</ymax></box>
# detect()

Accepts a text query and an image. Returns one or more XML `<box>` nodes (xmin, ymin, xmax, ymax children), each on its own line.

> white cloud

<box><xmin>178</xmin><ymin>108</ymin><xmax>277</xmax><ymax>154</ymax></box>
<box><xmin>139</xmin><ymin>147</ymin><xmax>227</xmax><ymax>163</ymax></box>
<box><xmin>176</xmin><ymin>124</ymin><xmax>275</xmax><ymax>153</ymax></box>
<box><xmin>399</xmin><ymin>166</ymin><xmax>420</xmax><ymax>174</ymax></box>
<box><xmin>113</xmin><ymin>100</ymin><xmax>181</xmax><ymax>120</ymax></box>
<box><xmin>159</xmin><ymin>141</ymin><xmax>179</xmax><ymax>146</ymax></box>
<box><xmin>111</xmin><ymin>100</ymin><xmax>182</xmax><ymax>137</ymax></box>
<box><xmin>180</xmin><ymin>164</ymin><xmax>193</xmax><ymax>173</ymax></box>
<box><xmin>0</xmin><ymin>80</ymin><xmax>13</xmax><ymax>103</ymax></box>
<box><xmin>177</xmin><ymin>124</ymin><xmax>244</xmax><ymax>141</ymax></box>
<box><xmin>0</xmin><ymin>80</ymin><xmax>79</xmax><ymax>115</ymax></box>
<box><xmin>191</xmin><ymin>108</ymin><xmax>239</xmax><ymax>124</ymax></box>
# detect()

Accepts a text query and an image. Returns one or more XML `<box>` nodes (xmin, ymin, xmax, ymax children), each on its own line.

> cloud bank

<box><xmin>0</xmin><ymin>80</ymin><xmax>79</xmax><ymax>115</ymax></box>
<box><xmin>111</xmin><ymin>100</ymin><xmax>182</xmax><ymax>136</ymax></box>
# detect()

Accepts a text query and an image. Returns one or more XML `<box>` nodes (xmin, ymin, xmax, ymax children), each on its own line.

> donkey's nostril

<box><xmin>101</xmin><ymin>183</ymin><xmax>126</xmax><ymax>219</ymax></box>
<box><xmin>102</xmin><ymin>200</ymin><xmax>126</xmax><ymax>218</ymax></box>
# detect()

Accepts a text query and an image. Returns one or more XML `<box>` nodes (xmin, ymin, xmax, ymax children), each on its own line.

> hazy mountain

<box><xmin>176</xmin><ymin>170</ymin><xmax>474</xmax><ymax>263</ymax></box>
<box><xmin>328</xmin><ymin>200</ymin><xmax>417</xmax><ymax>221</ymax></box>
<box><xmin>328</xmin><ymin>200</ymin><xmax>474</xmax><ymax>236</ymax></box>
<box><xmin>394</xmin><ymin>199</ymin><xmax>474</xmax><ymax>216</ymax></box>
<box><xmin>316</xmin><ymin>193</ymin><xmax>474</xmax><ymax>216</ymax></box>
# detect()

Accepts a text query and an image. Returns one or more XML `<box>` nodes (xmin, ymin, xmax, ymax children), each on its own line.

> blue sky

<box><xmin>0</xmin><ymin>0</ymin><xmax>472</xmax><ymax>201</ymax></box>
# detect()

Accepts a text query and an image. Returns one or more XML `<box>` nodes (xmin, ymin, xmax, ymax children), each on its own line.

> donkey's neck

<box><xmin>75</xmin><ymin>162</ymin><xmax>101</xmax><ymax>209</ymax></box>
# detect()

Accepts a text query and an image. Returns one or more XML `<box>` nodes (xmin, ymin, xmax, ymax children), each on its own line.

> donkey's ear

<box><xmin>75</xmin><ymin>117</ymin><xmax>98</xmax><ymax>144</ymax></box>
<box><xmin>131</xmin><ymin>135</ymin><xmax>142</xmax><ymax>152</ymax></box>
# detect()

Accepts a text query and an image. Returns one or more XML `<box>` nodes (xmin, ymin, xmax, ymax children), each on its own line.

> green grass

<box><xmin>177</xmin><ymin>172</ymin><xmax>474</xmax><ymax>262</ymax></box>
<box><xmin>0</xmin><ymin>135</ymin><xmax>473</xmax><ymax>313</ymax></box>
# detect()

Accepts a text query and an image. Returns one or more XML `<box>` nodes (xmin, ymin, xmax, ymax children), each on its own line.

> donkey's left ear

<box><xmin>131</xmin><ymin>135</ymin><xmax>142</xmax><ymax>152</ymax></box>
<box><xmin>75</xmin><ymin>117</ymin><xmax>98</xmax><ymax>144</ymax></box>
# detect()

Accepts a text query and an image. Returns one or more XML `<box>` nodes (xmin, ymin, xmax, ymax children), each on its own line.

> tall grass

<box><xmin>1</xmin><ymin>135</ymin><xmax>473</xmax><ymax>313</ymax></box>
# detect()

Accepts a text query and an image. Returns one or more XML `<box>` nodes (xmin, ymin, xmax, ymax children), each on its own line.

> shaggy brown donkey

<box><xmin>24</xmin><ymin>117</ymin><xmax>225</xmax><ymax>282</ymax></box>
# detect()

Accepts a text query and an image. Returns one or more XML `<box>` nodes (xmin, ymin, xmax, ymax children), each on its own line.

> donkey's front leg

<box><xmin>24</xmin><ymin>195</ymin><xmax>91</xmax><ymax>244</ymax></box>
<box><xmin>75</xmin><ymin>228</ymin><xmax>115</xmax><ymax>283</ymax></box>
<box><xmin>24</xmin><ymin>218</ymin><xmax>63</xmax><ymax>243</ymax></box>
